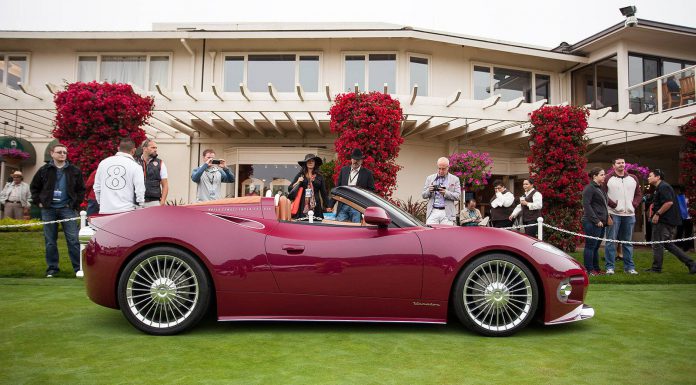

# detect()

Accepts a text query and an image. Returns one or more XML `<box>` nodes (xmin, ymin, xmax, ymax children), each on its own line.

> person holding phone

<box><xmin>422</xmin><ymin>157</ymin><xmax>461</xmax><ymax>225</ymax></box>
<box><xmin>191</xmin><ymin>149</ymin><xmax>235</xmax><ymax>202</ymax></box>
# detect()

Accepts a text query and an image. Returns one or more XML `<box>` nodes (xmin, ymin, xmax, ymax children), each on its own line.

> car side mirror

<box><xmin>364</xmin><ymin>207</ymin><xmax>391</xmax><ymax>227</ymax></box>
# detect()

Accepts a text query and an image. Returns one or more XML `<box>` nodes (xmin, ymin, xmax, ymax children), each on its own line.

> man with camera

<box><xmin>422</xmin><ymin>157</ymin><xmax>461</xmax><ymax>225</ymax></box>
<box><xmin>191</xmin><ymin>149</ymin><xmax>235</xmax><ymax>202</ymax></box>
<box><xmin>136</xmin><ymin>139</ymin><xmax>168</xmax><ymax>207</ymax></box>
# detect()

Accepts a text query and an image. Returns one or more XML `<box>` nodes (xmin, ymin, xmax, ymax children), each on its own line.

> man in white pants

<box><xmin>422</xmin><ymin>157</ymin><xmax>461</xmax><ymax>225</ymax></box>
<box><xmin>94</xmin><ymin>138</ymin><xmax>145</xmax><ymax>214</ymax></box>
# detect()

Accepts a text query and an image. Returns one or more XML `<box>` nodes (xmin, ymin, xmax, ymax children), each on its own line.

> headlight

<box><xmin>532</xmin><ymin>241</ymin><xmax>571</xmax><ymax>258</ymax></box>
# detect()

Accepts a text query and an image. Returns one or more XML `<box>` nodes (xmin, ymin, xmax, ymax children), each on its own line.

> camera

<box><xmin>625</xmin><ymin>16</ymin><xmax>638</xmax><ymax>27</ymax></box>
<box><xmin>211</xmin><ymin>159</ymin><xmax>222</xmax><ymax>165</ymax></box>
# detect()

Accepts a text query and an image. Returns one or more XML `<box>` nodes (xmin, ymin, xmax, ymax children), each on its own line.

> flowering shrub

<box><xmin>329</xmin><ymin>92</ymin><xmax>404</xmax><ymax>199</ymax></box>
<box><xmin>526</xmin><ymin>105</ymin><xmax>589</xmax><ymax>252</ymax></box>
<box><xmin>0</xmin><ymin>148</ymin><xmax>31</xmax><ymax>160</ymax></box>
<box><xmin>53</xmin><ymin>82</ymin><xmax>153</xmax><ymax>178</ymax></box>
<box><xmin>680</xmin><ymin>117</ymin><xmax>696</xmax><ymax>217</ymax></box>
<box><xmin>606</xmin><ymin>162</ymin><xmax>650</xmax><ymax>180</ymax></box>
<box><xmin>448</xmin><ymin>151</ymin><xmax>493</xmax><ymax>192</ymax></box>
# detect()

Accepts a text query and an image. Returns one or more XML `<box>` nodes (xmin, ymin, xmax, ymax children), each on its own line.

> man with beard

<box><xmin>136</xmin><ymin>139</ymin><xmax>169</xmax><ymax>207</ymax></box>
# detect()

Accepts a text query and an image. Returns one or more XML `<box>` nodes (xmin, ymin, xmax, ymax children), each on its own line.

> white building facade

<box><xmin>1</xmin><ymin>21</ymin><xmax>695</xmax><ymax>211</ymax></box>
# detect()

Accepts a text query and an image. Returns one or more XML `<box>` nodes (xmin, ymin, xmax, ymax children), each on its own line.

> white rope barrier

<box><xmin>0</xmin><ymin>217</ymin><xmax>79</xmax><ymax>228</ymax></box>
<box><xmin>542</xmin><ymin>223</ymin><xmax>696</xmax><ymax>245</ymax></box>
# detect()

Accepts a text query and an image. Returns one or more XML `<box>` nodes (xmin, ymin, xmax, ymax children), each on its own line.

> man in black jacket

<box><xmin>333</xmin><ymin>149</ymin><xmax>375</xmax><ymax>222</ymax></box>
<box><xmin>30</xmin><ymin>143</ymin><xmax>85</xmax><ymax>277</ymax></box>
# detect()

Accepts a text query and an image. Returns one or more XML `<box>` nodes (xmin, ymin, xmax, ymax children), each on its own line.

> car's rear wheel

<box><xmin>453</xmin><ymin>254</ymin><xmax>538</xmax><ymax>337</ymax></box>
<box><xmin>117</xmin><ymin>246</ymin><xmax>210</xmax><ymax>335</ymax></box>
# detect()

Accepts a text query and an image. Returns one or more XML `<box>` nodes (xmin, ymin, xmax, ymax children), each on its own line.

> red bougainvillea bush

<box><xmin>53</xmin><ymin>82</ymin><xmax>153</xmax><ymax>178</ymax></box>
<box><xmin>526</xmin><ymin>105</ymin><xmax>589</xmax><ymax>252</ymax></box>
<box><xmin>329</xmin><ymin>92</ymin><xmax>404</xmax><ymax>199</ymax></box>
<box><xmin>680</xmin><ymin>117</ymin><xmax>696</xmax><ymax>217</ymax></box>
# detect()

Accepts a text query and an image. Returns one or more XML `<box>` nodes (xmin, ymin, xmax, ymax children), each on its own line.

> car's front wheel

<box><xmin>453</xmin><ymin>254</ymin><xmax>538</xmax><ymax>337</ymax></box>
<box><xmin>117</xmin><ymin>246</ymin><xmax>210</xmax><ymax>335</ymax></box>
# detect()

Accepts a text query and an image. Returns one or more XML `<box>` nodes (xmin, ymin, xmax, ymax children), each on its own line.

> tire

<box><xmin>117</xmin><ymin>246</ymin><xmax>210</xmax><ymax>335</ymax></box>
<box><xmin>452</xmin><ymin>254</ymin><xmax>538</xmax><ymax>337</ymax></box>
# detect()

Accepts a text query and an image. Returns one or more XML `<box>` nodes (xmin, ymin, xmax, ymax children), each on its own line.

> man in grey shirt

<box><xmin>191</xmin><ymin>149</ymin><xmax>235</xmax><ymax>202</ymax></box>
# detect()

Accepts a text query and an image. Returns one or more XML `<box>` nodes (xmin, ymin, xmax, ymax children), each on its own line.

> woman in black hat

<box><xmin>288</xmin><ymin>153</ymin><xmax>329</xmax><ymax>220</ymax></box>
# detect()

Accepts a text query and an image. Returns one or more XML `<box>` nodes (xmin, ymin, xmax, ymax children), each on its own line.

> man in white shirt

<box><xmin>490</xmin><ymin>179</ymin><xmax>515</xmax><ymax>228</ymax></box>
<box><xmin>509</xmin><ymin>178</ymin><xmax>543</xmax><ymax>237</ymax></box>
<box><xmin>94</xmin><ymin>138</ymin><xmax>146</xmax><ymax>214</ymax></box>
<box><xmin>602</xmin><ymin>158</ymin><xmax>641</xmax><ymax>275</ymax></box>
<box><xmin>136</xmin><ymin>139</ymin><xmax>168</xmax><ymax>207</ymax></box>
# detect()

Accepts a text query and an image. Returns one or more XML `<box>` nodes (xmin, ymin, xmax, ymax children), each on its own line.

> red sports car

<box><xmin>82</xmin><ymin>186</ymin><xmax>594</xmax><ymax>336</ymax></box>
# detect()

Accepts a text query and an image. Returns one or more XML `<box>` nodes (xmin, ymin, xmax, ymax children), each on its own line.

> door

<box><xmin>265</xmin><ymin>222</ymin><xmax>423</xmax><ymax>299</ymax></box>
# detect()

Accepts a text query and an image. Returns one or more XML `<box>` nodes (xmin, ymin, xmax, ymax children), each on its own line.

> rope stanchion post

<box><xmin>537</xmin><ymin>217</ymin><xmax>543</xmax><ymax>241</ymax></box>
<box><xmin>76</xmin><ymin>210</ymin><xmax>87</xmax><ymax>278</ymax></box>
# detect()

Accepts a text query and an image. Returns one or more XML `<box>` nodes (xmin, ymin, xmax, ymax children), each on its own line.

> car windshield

<box><xmin>360</xmin><ymin>190</ymin><xmax>425</xmax><ymax>228</ymax></box>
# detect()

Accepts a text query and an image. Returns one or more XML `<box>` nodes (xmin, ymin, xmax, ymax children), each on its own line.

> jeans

<box><xmin>583</xmin><ymin>219</ymin><xmax>605</xmax><ymax>272</ymax></box>
<box><xmin>605</xmin><ymin>214</ymin><xmax>636</xmax><ymax>271</ymax></box>
<box><xmin>42</xmin><ymin>207</ymin><xmax>80</xmax><ymax>273</ymax></box>
<box><xmin>651</xmin><ymin>222</ymin><xmax>695</xmax><ymax>271</ymax></box>
<box><xmin>335</xmin><ymin>203</ymin><xmax>361</xmax><ymax>223</ymax></box>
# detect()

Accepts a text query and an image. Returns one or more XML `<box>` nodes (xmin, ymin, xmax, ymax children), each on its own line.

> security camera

<box><xmin>625</xmin><ymin>15</ymin><xmax>638</xmax><ymax>27</ymax></box>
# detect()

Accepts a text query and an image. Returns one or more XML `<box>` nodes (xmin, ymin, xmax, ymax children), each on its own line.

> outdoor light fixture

<box><xmin>620</xmin><ymin>5</ymin><xmax>638</xmax><ymax>27</ymax></box>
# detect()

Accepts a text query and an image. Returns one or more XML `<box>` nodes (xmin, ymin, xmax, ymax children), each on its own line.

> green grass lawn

<box><xmin>0</xmin><ymin>279</ymin><xmax>694</xmax><ymax>384</ymax></box>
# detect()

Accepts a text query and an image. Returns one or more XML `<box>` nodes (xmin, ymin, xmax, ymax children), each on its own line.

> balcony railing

<box><xmin>628</xmin><ymin>64</ymin><xmax>696</xmax><ymax>114</ymax></box>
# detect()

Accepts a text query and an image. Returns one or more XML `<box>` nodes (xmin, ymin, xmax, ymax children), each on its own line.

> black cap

<box><xmin>350</xmin><ymin>148</ymin><xmax>365</xmax><ymax>160</ymax></box>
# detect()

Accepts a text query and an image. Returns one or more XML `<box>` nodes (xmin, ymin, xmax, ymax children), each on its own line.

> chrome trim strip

<box><xmin>545</xmin><ymin>304</ymin><xmax>595</xmax><ymax>325</ymax></box>
<box><xmin>206</xmin><ymin>212</ymin><xmax>265</xmax><ymax>229</ymax></box>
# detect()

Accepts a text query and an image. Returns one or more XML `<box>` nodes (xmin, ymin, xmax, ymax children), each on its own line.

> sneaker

<box><xmin>626</xmin><ymin>269</ymin><xmax>639</xmax><ymax>275</ymax></box>
<box><xmin>644</xmin><ymin>268</ymin><xmax>662</xmax><ymax>273</ymax></box>
<box><xmin>689</xmin><ymin>264</ymin><xmax>696</xmax><ymax>275</ymax></box>
<box><xmin>45</xmin><ymin>271</ymin><xmax>57</xmax><ymax>278</ymax></box>
<box><xmin>606</xmin><ymin>268</ymin><xmax>615</xmax><ymax>275</ymax></box>
<box><xmin>592</xmin><ymin>270</ymin><xmax>605</xmax><ymax>276</ymax></box>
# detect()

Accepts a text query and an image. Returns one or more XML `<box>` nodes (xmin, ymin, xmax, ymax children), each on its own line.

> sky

<box><xmin>0</xmin><ymin>0</ymin><xmax>694</xmax><ymax>48</ymax></box>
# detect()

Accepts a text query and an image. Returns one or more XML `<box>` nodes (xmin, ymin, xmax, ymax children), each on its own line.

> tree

<box><xmin>53</xmin><ymin>82</ymin><xmax>154</xmax><ymax>179</ymax></box>
<box><xmin>328</xmin><ymin>92</ymin><xmax>404</xmax><ymax>198</ymax></box>
<box><xmin>526</xmin><ymin>105</ymin><xmax>589</xmax><ymax>252</ymax></box>
<box><xmin>680</xmin><ymin>117</ymin><xmax>696</xmax><ymax>218</ymax></box>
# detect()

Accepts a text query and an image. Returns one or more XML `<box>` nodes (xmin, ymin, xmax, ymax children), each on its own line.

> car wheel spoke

<box><xmin>125</xmin><ymin>254</ymin><xmax>199</xmax><ymax>329</ymax></box>
<box><xmin>463</xmin><ymin>260</ymin><xmax>533</xmax><ymax>331</ymax></box>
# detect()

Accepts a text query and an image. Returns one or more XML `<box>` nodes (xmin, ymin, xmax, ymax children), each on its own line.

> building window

<box><xmin>77</xmin><ymin>54</ymin><xmax>171</xmax><ymax>91</ymax></box>
<box><xmin>0</xmin><ymin>54</ymin><xmax>28</xmax><ymax>90</ymax></box>
<box><xmin>223</xmin><ymin>54</ymin><xmax>321</xmax><ymax>93</ymax></box>
<box><xmin>409</xmin><ymin>55</ymin><xmax>429</xmax><ymax>96</ymax></box>
<box><xmin>474</xmin><ymin>65</ymin><xmax>549</xmax><ymax>103</ymax></box>
<box><xmin>343</xmin><ymin>53</ymin><xmax>397</xmax><ymax>92</ymax></box>
<box><xmin>571</xmin><ymin>56</ymin><xmax>617</xmax><ymax>111</ymax></box>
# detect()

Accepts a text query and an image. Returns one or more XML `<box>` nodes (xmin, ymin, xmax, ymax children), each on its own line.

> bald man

<box><xmin>422</xmin><ymin>157</ymin><xmax>461</xmax><ymax>225</ymax></box>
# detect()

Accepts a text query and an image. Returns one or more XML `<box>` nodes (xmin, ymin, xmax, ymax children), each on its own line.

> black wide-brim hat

<box><xmin>298</xmin><ymin>153</ymin><xmax>323</xmax><ymax>168</ymax></box>
<box><xmin>350</xmin><ymin>148</ymin><xmax>365</xmax><ymax>160</ymax></box>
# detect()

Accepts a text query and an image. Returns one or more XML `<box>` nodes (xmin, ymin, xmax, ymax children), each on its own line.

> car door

<box><xmin>265</xmin><ymin>222</ymin><xmax>423</xmax><ymax>299</ymax></box>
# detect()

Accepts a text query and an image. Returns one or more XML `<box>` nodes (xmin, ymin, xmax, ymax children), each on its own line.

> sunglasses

<box><xmin>54</xmin><ymin>151</ymin><xmax>68</xmax><ymax>155</ymax></box>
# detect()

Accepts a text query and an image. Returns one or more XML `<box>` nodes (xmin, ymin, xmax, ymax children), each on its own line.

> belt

<box><xmin>433</xmin><ymin>207</ymin><xmax>445</xmax><ymax>210</ymax></box>
<box><xmin>5</xmin><ymin>200</ymin><xmax>21</xmax><ymax>204</ymax></box>
<box><xmin>145</xmin><ymin>197</ymin><xmax>160</xmax><ymax>202</ymax></box>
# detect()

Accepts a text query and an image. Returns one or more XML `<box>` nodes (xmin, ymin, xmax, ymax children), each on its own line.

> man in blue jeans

<box><xmin>30</xmin><ymin>143</ymin><xmax>85</xmax><ymax>278</ymax></box>
<box><xmin>331</xmin><ymin>149</ymin><xmax>375</xmax><ymax>223</ymax></box>
<box><xmin>603</xmin><ymin>158</ymin><xmax>642</xmax><ymax>275</ymax></box>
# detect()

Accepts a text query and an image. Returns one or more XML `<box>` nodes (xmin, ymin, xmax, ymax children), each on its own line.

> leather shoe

<box><xmin>644</xmin><ymin>268</ymin><xmax>662</xmax><ymax>273</ymax></box>
<box><xmin>689</xmin><ymin>263</ymin><xmax>696</xmax><ymax>275</ymax></box>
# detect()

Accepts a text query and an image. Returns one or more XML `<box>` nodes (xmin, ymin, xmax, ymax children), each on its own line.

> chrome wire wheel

<box><xmin>464</xmin><ymin>260</ymin><xmax>532</xmax><ymax>332</ymax></box>
<box><xmin>125</xmin><ymin>254</ymin><xmax>200</xmax><ymax>330</ymax></box>
<box><xmin>454</xmin><ymin>255</ymin><xmax>538</xmax><ymax>336</ymax></box>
